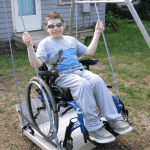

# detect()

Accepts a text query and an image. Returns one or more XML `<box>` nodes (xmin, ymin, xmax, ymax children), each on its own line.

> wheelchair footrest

<box><xmin>85</xmin><ymin>121</ymin><xmax>119</xmax><ymax>147</ymax></box>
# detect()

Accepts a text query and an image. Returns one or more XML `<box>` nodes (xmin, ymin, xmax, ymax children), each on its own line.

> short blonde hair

<box><xmin>45</xmin><ymin>12</ymin><xmax>64</xmax><ymax>26</ymax></box>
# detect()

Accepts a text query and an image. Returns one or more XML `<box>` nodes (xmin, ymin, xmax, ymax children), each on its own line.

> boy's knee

<box><xmin>92</xmin><ymin>74</ymin><xmax>104</xmax><ymax>84</ymax></box>
<box><xmin>79</xmin><ymin>78</ymin><xmax>91</xmax><ymax>89</ymax></box>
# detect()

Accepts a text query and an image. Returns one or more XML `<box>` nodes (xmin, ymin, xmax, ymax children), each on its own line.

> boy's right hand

<box><xmin>22</xmin><ymin>31</ymin><xmax>33</xmax><ymax>48</ymax></box>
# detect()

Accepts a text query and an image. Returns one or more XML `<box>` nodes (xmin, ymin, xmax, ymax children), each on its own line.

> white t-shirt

<box><xmin>36</xmin><ymin>35</ymin><xmax>87</xmax><ymax>74</ymax></box>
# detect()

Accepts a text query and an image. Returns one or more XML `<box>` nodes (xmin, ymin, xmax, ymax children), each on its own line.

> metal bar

<box><xmin>69</xmin><ymin>0</ymin><xmax>75</xmax><ymax>36</ymax></box>
<box><xmin>76</xmin><ymin>0</ymin><xmax>132</xmax><ymax>4</ymax></box>
<box><xmin>125</xmin><ymin>0</ymin><xmax>150</xmax><ymax>48</ymax></box>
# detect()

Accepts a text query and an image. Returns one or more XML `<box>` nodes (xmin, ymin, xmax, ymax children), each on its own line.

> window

<box><xmin>59</xmin><ymin>0</ymin><xmax>72</xmax><ymax>5</ymax></box>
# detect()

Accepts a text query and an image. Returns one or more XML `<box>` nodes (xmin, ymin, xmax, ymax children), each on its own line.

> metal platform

<box><xmin>16</xmin><ymin>102</ymin><xmax>96</xmax><ymax>150</ymax></box>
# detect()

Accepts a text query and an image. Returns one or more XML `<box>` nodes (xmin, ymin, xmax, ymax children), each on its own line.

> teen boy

<box><xmin>22</xmin><ymin>12</ymin><xmax>132</xmax><ymax>144</ymax></box>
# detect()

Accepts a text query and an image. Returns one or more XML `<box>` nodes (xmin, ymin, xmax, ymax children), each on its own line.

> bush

<box><xmin>105</xmin><ymin>11</ymin><xmax>122</xmax><ymax>33</ymax></box>
<box><xmin>106</xmin><ymin>3</ymin><xmax>133</xmax><ymax>20</ymax></box>
<box><xmin>87</xmin><ymin>11</ymin><xmax>123</xmax><ymax>33</ymax></box>
<box><xmin>87</xmin><ymin>12</ymin><xmax>122</xmax><ymax>34</ymax></box>
<box><xmin>106</xmin><ymin>1</ymin><xmax>150</xmax><ymax>21</ymax></box>
<box><xmin>134</xmin><ymin>0</ymin><xmax>150</xmax><ymax>21</ymax></box>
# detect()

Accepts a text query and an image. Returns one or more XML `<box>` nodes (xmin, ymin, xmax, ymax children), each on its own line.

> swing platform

<box><xmin>16</xmin><ymin>102</ymin><xmax>96</xmax><ymax>150</ymax></box>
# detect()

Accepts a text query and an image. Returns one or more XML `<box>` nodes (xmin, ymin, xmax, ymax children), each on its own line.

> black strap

<box><xmin>61</xmin><ymin>107</ymin><xmax>73</xmax><ymax>116</ymax></box>
<box><xmin>120</xmin><ymin>101</ymin><xmax>129</xmax><ymax>122</ymax></box>
<box><xmin>22</xmin><ymin>123</ymin><xmax>34</xmax><ymax>135</ymax></box>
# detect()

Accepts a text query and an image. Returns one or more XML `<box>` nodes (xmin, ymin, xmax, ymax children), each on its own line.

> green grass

<box><xmin>85</xmin><ymin>20</ymin><xmax>150</xmax><ymax>112</ymax></box>
<box><xmin>0</xmin><ymin>51</ymin><xmax>36</xmax><ymax>78</ymax></box>
<box><xmin>1</xmin><ymin>20</ymin><xmax>150</xmax><ymax>112</ymax></box>
<box><xmin>0</xmin><ymin>51</ymin><xmax>36</xmax><ymax>109</ymax></box>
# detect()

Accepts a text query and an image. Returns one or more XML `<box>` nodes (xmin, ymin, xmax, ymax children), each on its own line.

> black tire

<box><xmin>26</xmin><ymin>77</ymin><xmax>58</xmax><ymax>139</ymax></box>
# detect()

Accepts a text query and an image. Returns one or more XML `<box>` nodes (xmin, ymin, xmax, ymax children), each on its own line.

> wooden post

<box><xmin>69</xmin><ymin>0</ymin><xmax>75</xmax><ymax>36</ymax></box>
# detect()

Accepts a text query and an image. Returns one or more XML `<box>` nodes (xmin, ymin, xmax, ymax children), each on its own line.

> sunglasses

<box><xmin>47</xmin><ymin>22</ymin><xmax>63</xmax><ymax>29</ymax></box>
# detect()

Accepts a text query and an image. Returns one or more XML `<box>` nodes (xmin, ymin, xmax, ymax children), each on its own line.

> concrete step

<box><xmin>12</xmin><ymin>30</ymin><xmax>49</xmax><ymax>47</ymax></box>
<box><xmin>12</xmin><ymin>29</ymin><xmax>94</xmax><ymax>50</ymax></box>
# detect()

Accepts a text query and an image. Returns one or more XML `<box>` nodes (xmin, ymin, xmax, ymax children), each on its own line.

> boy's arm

<box><xmin>84</xmin><ymin>20</ymin><xmax>105</xmax><ymax>56</ymax></box>
<box><xmin>22</xmin><ymin>31</ymin><xmax>42</xmax><ymax>69</ymax></box>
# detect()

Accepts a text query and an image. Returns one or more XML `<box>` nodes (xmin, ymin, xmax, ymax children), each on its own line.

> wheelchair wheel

<box><xmin>26</xmin><ymin>77</ymin><xmax>58</xmax><ymax>139</ymax></box>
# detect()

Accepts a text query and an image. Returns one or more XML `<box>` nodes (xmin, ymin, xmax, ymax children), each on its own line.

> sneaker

<box><xmin>89</xmin><ymin>126</ymin><xmax>115</xmax><ymax>143</ymax></box>
<box><xmin>107</xmin><ymin>120</ymin><xmax>133</xmax><ymax>135</ymax></box>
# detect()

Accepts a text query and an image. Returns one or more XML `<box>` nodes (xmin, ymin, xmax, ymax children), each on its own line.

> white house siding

<box><xmin>0</xmin><ymin>0</ymin><xmax>13</xmax><ymax>43</ymax></box>
<box><xmin>41</xmin><ymin>0</ymin><xmax>106</xmax><ymax>29</ymax></box>
<box><xmin>0</xmin><ymin>0</ymin><xmax>106</xmax><ymax>43</ymax></box>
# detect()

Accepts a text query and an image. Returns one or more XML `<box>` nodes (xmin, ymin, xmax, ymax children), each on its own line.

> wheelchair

<box><xmin>26</xmin><ymin>51</ymin><xmax>128</xmax><ymax>149</ymax></box>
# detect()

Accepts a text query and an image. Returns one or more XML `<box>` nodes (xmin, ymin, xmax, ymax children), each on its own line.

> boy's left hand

<box><xmin>95</xmin><ymin>20</ymin><xmax>105</xmax><ymax>35</ymax></box>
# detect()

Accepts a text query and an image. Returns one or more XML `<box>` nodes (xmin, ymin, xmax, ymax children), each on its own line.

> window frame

<box><xmin>58</xmin><ymin>0</ymin><xmax>72</xmax><ymax>5</ymax></box>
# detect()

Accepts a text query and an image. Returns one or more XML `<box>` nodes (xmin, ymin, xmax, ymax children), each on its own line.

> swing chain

<box><xmin>94</xmin><ymin>0</ymin><xmax>121</xmax><ymax>100</ymax></box>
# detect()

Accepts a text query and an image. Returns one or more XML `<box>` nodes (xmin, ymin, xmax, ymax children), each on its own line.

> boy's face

<box><xmin>45</xmin><ymin>19</ymin><xmax>65</xmax><ymax>39</ymax></box>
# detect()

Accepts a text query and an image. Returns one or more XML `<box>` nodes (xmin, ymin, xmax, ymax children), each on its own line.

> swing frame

<box><xmin>69</xmin><ymin>0</ymin><xmax>150</xmax><ymax>49</ymax></box>
<box><xmin>3</xmin><ymin>0</ymin><xmax>149</xmax><ymax>149</ymax></box>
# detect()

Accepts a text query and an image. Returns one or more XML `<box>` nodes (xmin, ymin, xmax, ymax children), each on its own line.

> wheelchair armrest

<box><xmin>79</xmin><ymin>59</ymin><xmax>99</xmax><ymax>65</ymax></box>
<box><xmin>79</xmin><ymin>59</ymin><xmax>99</xmax><ymax>70</ymax></box>
<box><xmin>38</xmin><ymin>70</ymin><xmax>59</xmax><ymax>77</ymax></box>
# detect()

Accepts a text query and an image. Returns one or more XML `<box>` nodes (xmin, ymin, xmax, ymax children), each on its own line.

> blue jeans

<box><xmin>55</xmin><ymin>69</ymin><xmax>123</xmax><ymax>132</ymax></box>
